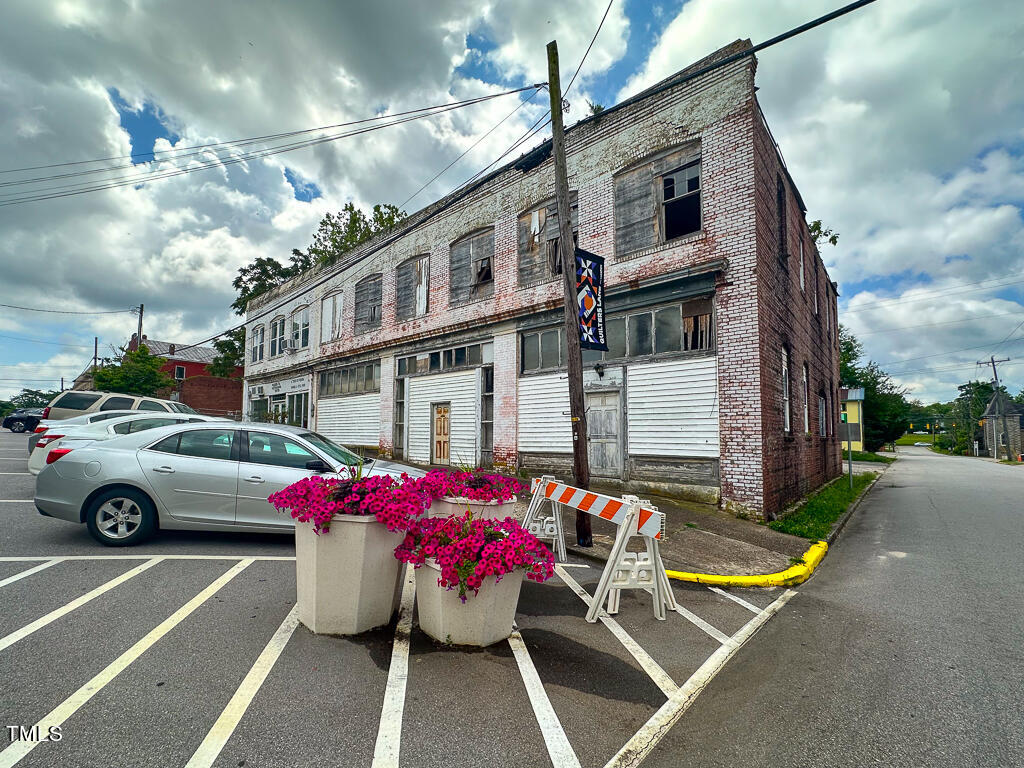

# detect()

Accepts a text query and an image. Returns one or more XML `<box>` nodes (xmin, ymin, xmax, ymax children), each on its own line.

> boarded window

<box><xmin>615</xmin><ymin>144</ymin><xmax>699</xmax><ymax>257</ymax></box>
<box><xmin>320</xmin><ymin>293</ymin><xmax>342</xmax><ymax>342</ymax></box>
<box><xmin>662</xmin><ymin>162</ymin><xmax>701</xmax><ymax>240</ymax></box>
<box><xmin>450</xmin><ymin>230</ymin><xmax>494</xmax><ymax>306</ymax></box>
<box><xmin>395</xmin><ymin>255</ymin><xmax>429</xmax><ymax>321</ymax></box>
<box><xmin>354</xmin><ymin>274</ymin><xmax>382</xmax><ymax>334</ymax></box>
<box><xmin>518</xmin><ymin>194</ymin><xmax>578</xmax><ymax>286</ymax></box>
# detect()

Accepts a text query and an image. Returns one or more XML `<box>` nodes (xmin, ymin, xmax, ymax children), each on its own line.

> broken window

<box><xmin>354</xmin><ymin>274</ymin><xmax>383</xmax><ymax>334</ymax></box>
<box><xmin>518</xmin><ymin>195</ymin><xmax>578</xmax><ymax>286</ymax></box>
<box><xmin>396</xmin><ymin>255</ymin><xmax>429</xmax><ymax>321</ymax></box>
<box><xmin>662</xmin><ymin>162</ymin><xmax>701</xmax><ymax>241</ymax></box>
<box><xmin>450</xmin><ymin>230</ymin><xmax>494</xmax><ymax>305</ymax></box>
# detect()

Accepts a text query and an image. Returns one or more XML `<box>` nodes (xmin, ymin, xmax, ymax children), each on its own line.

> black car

<box><xmin>2</xmin><ymin>408</ymin><xmax>44</xmax><ymax>433</ymax></box>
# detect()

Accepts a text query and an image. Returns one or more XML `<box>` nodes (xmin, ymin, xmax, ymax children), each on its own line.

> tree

<box><xmin>809</xmin><ymin>219</ymin><xmax>839</xmax><ymax>248</ymax></box>
<box><xmin>838</xmin><ymin>324</ymin><xmax>862</xmax><ymax>387</ymax></box>
<box><xmin>857</xmin><ymin>362</ymin><xmax>910</xmax><ymax>451</ymax></box>
<box><xmin>92</xmin><ymin>345</ymin><xmax>175</xmax><ymax>396</ymax></box>
<box><xmin>231</xmin><ymin>257</ymin><xmax>296</xmax><ymax>315</ymax></box>
<box><xmin>206</xmin><ymin>327</ymin><xmax>246</xmax><ymax>379</ymax></box>
<box><xmin>1</xmin><ymin>389</ymin><xmax>60</xmax><ymax>418</ymax></box>
<box><xmin>587</xmin><ymin>100</ymin><xmax>605</xmax><ymax>115</ymax></box>
<box><xmin>1015</xmin><ymin>388</ymin><xmax>1024</xmax><ymax>405</ymax></box>
<box><xmin>297</xmin><ymin>202</ymin><xmax>406</xmax><ymax>267</ymax></box>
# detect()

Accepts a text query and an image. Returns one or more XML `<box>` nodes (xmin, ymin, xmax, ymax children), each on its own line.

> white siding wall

<box><xmin>627</xmin><ymin>357</ymin><xmax>719</xmax><ymax>458</ymax></box>
<box><xmin>408</xmin><ymin>370</ymin><xmax>478</xmax><ymax>465</ymax></box>
<box><xmin>518</xmin><ymin>373</ymin><xmax>572</xmax><ymax>453</ymax></box>
<box><xmin>317</xmin><ymin>394</ymin><xmax>380</xmax><ymax>447</ymax></box>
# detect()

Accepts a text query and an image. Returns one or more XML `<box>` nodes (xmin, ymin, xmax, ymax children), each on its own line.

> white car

<box><xmin>29</xmin><ymin>410</ymin><xmax>144</xmax><ymax>453</ymax></box>
<box><xmin>29</xmin><ymin>413</ymin><xmax>226</xmax><ymax>475</ymax></box>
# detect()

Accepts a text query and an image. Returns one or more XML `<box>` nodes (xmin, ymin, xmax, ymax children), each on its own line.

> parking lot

<box><xmin>0</xmin><ymin>429</ymin><xmax>797</xmax><ymax>768</ymax></box>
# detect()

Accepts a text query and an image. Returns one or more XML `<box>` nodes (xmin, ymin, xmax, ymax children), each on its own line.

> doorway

<box><xmin>431</xmin><ymin>402</ymin><xmax>450</xmax><ymax>465</ymax></box>
<box><xmin>586</xmin><ymin>390</ymin><xmax>621</xmax><ymax>477</ymax></box>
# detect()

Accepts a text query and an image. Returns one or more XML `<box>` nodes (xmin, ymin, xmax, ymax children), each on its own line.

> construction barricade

<box><xmin>522</xmin><ymin>475</ymin><xmax>677</xmax><ymax>623</ymax></box>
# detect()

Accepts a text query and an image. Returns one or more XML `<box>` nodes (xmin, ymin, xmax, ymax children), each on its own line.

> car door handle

<box><xmin>151</xmin><ymin>466</ymin><xmax>175</xmax><ymax>474</ymax></box>
<box><xmin>243</xmin><ymin>476</ymin><xmax>265</xmax><ymax>484</ymax></box>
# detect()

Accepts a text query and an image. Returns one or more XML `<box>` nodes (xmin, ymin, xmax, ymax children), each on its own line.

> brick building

<box><xmin>982</xmin><ymin>392</ymin><xmax>1023</xmax><ymax>460</ymax></box>
<box><xmin>242</xmin><ymin>40</ymin><xmax>842</xmax><ymax>518</ymax></box>
<box><xmin>126</xmin><ymin>334</ymin><xmax>244</xmax><ymax>417</ymax></box>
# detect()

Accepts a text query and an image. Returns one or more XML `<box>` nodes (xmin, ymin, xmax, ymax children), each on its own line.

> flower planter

<box><xmin>427</xmin><ymin>496</ymin><xmax>518</xmax><ymax>521</ymax></box>
<box><xmin>294</xmin><ymin>515</ymin><xmax>405</xmax><ymax>635</ymax></box>
<box><xmin>414</xmin><ymin>560</ymin><xmax>524</xmax><ymax>647</ymax></box>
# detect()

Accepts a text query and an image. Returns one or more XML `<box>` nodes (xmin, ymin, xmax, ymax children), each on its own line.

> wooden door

<box><xmin>432</xmin><ymin>403</ymin><xmax>450</xmax><ymax>465</ymax></box>
<box><xmin>586</xmin><ymin>391</ymin><xmax>621</xmax><ymax>477</ymax></box>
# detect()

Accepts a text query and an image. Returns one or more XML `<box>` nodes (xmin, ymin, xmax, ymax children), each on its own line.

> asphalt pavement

<box><xmin>643</xmin><ymin>446</ymin><xmax>1024</xmax><ymax>767</ymax></box>
<box><xmin>0</xmin><ymin>429</ymin><xmax>797</xmax><ymax>768</ymax></box>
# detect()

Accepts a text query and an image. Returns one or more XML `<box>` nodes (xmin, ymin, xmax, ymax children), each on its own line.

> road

<box><xmin>646</xmin><ymin>446</ymin><xmax>1024</xmax><ymax>767</ymax></box>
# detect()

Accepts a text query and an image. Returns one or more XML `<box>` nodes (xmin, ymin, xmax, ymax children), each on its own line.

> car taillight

<box><xmin>41</xmin><ymin>407</ymin><xmax>50</xmax><ymax>419</ymax></box>
<box><xmin>36</xmin><ymin>434</ymin><xmax>64</xmax><ymax>448</ymax></box>
<box><xmin>34</xmin><ymin>426</ymin><xmax>48</xmax><ymax>434</ymax></box>
<box><xmin>46</xmin><ymin>448</ymin><xmax>73</xmax><ymax>464</ymax></box>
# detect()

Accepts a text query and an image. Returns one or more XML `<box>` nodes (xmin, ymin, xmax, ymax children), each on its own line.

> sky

<box><xmin>0</xmin><ymin>0</ymin><xmax>1022</xmax><ymax>404</ymax></box>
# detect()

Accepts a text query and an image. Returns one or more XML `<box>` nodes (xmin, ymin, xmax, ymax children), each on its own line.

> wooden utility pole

<box><xmin>136</xmin><ymin>303</ymin><xmax>144</xmax><ymax>346</ymax></box>
<box><xmin>979</xmin><ymin>356</ymin><xmax>1014</xmax><ymax>461</ymax></box>
<box><xmin>547</xmin><ymin>40</ymin><xmax>592</xmax><ymax>546</ymax></box>
<box><xmin>93</xmin><ymin>337</ymin><xmax>98</xmax><ymax>371</ymax></box>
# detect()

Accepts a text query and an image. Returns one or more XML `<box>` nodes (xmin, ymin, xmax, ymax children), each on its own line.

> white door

<box><xmin>586</xmin><ymin>391</ymin><xmax>621</xmax><ymax>477</ymax></box>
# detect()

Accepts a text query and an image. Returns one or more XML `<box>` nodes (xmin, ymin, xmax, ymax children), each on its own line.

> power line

<box><xmin>0</xmin><ymin>333</ymin><xmax>93</xmax><ymax>348</ymax></box>
<box><xmin>842</xmin><ymin>274</ymin><xmax>1024</xmax><ymax>313</ymax></box>
<box><xmin>855</xmin><ymin>310</ymin><xmax>1024</xmax><ymax>336</ymax></box>
<box><xmin>0</xmin><ymin>302</ymin><xmax>132</xmax><ymax>315</ymax></box>
<box><xmin>989</xmin><ymin>317</ymin><xmax>1024</xmax><ymax>357</ymax></box>
<box><xmin>565</xmin><ymin>0</ymin><xmax>615</xmax><ymax>96</ymax></box>
<box><xmin>0</xmin><ymin>87</ymin><xmax>543</xmax><ymax>206</ymax></box>
<box><xmin>177</xmin><ymin>0</ymin><xmax>881</xmax><ymax>355</ymax></box>
<box><xmin>0</xmin><ymin>86</ymin><xmax>543</xmax><ymax>185</ymax></box>
<box><xmin>880</xmin><ymin>336</ymin><xmax>1024</xmax><ymax>368</ymax></box>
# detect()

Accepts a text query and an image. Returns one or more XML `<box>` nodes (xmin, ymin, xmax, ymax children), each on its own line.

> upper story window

<box><xmin>174</xmin><ymin>365</ymin><xmax>186</xmax><ymax>380</ymax></box>
<box><xmin>776</xmin><ymin>174</ymin><xmax>788</xmax><ymax>263</ymax></box>
<box><xmin>799</xmin><ymin>238</ymin><xmax>805</xmax><ymax>292</ymax></box>
<box><xmin>250</xmin><ymin>326</ymin><xmax>264</xmax><ymax>363</ymax></box>
<box><xmin>320</xmin><ymin>291</ymin><xmax>343</xmax><ymax>343</ymax></box>
<box><xmin>518</xmin><ymin>195</ymin><xmax>578</xmax><ymax>287</ymax></box>
<box><xmin>781</xmin><ymin>348</ymin><xmax>791</xmax><ymax>432</ymax></box>
<box><xmin>354</xmin><ymin>274</ymin><xmax>383</xmax><ymax>334</ymax></box>
<box><xmin>813</xmin><ymin>262</ymin><xmax>820</xmax><ymax>315</ymax></box>
<box><xmin>290</xmin><ymin>306</ymin><xmax>310</xmax><ymax>349</ymax></box>
<box><xmin>396</xmin><ymin>255</ymin><xmax>429</xmax><ymax>321</ymax></box>
<box><xmin>614</xmin><ymin>143</ymin><xmax>700</xmax><ymax>258</ymax></box>
<box><xmin>578</xmin><ymin>298</ymin><xmax>714</xmax><ymax>367</ymax></box>
<box><xmin>269</xmin><ymin>317</ymin><xmax>286</xmax><ymax>356</ymax></box>
<box><xmin>802</xmin><ymin>364</ymin><xmax>810</xmax><ymax>433</ymax></box>
<box><xmin>450</xmin><ymin>229</ymin><xmax>494</xmax><ymax>306</ymax></box>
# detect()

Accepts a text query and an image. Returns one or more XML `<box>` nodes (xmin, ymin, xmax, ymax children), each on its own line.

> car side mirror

<box><xmin>305</xmin><ymin>460</ymin><xmax>330</xmax><ymax>472</ymax></box>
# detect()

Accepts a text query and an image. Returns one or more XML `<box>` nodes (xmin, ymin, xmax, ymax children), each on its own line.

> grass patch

<box><xmin>769</xmin><ymin>473</ymin><xmax>876</xmax><ymax>540</ymax></box>
<box><xmin>842</xmin><ymin>449</ymin><xmax>895</xmax><ymax>464</ymax></box>
<box><xmin>895</xmin><ymin>433</ymin><xmax>943</xmax><ymax>446</ymax></box>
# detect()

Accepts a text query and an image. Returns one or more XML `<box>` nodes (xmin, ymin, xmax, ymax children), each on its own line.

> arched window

<box><xmin>269</xmin><ymin>316</ymin><xmax>286</xmax><ymax>356</ymax></box>
<box><xmin>354</xmin><ymin>274</ymin><xmax>383</xmax><ymax>333</ymax></box>
<box><xmin>396</xmin><ymin>255</ymin><xmax>429</xmax><ymax>320</ymax></box>
<box><xmin>250</xmin><ymin>325</ymin><xmax>264</xmax><ymax>363</ymax></box>
<box><xmin>291</xmin><ymin>305</ymin><xmax>310</xmax><ymax>348</ymax></box>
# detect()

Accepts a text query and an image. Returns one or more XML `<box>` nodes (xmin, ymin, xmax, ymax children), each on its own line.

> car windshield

<box><xmin>169</xmin><ymin>403</ymin><xmax>198</xmax><ymax>414</ymax></box>
<box><xmin>299</xmin><ymin>432</ymin><xmax>362</xmax><ymax>468</ymax></box>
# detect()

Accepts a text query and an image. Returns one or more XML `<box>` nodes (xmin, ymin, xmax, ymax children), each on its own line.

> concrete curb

<box><xmin>826</xmin><ymin>463</ymin><xmax>888</xmax><ymax>546</ymax></box>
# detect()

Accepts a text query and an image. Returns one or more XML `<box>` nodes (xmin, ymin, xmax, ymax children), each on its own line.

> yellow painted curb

<box><xmin>666</xmin><ymin>540</ymin><xmax>828</xmax><ymax>588</ymax></box>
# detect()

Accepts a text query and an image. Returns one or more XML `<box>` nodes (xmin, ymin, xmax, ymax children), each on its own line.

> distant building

<box><xmin>839</xmin><ymin>388</ymin><xmax>864</xmax><ymax>452</ymax></box>
<box><xmin>242</xmin><ymin>40</ymin><xmax>842</xmax><ymax>519</ymax></box>
<box><xmin>981</xmin><ymin>392</ymin><xmax>1023</xmax><ymax>460</ymax></box>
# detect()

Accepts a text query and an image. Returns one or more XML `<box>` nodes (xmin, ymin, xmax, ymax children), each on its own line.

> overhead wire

<box><xmin>0</xmin><ymin>303</ymin><xmax>132</xmax><ymax>315</ymax></box>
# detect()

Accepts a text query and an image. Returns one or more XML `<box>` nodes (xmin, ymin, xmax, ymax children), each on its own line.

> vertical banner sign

<box><xmin>576</xmin><ymin>248</ymin><xmax>608</xmax><ymax>351</ymax></box>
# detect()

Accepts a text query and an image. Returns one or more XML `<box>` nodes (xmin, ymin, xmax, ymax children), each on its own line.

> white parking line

<box><xmin>0</xmin><ymin>473</ymin><xmax>30</xmax><ymax>475</ymax></box>
<box><xmin>604</xmin><ymin>589</ymin><xmax>798</xmax><ymax>768</ymax></box>
<box><xmin>707</xmin><ymin>586</ymin><xmax>762</xmax><ymax>615</ymax></box>
<box><xmin>0</xmin><ymin>558</ymin><xmax>163</xmax><ymax>652</ymax></box>
<box><xmin>555</xmin><ymin>566</ymin><xmax>677</xmax><ymax>697</ymax></box>
<box><xmin>372</xmin><ymin>564</ymin><xmax>416</xmax><ymax>768</ymax></box>
<box><xmin>669</xmin><ymin>603</ymin><xmax>733</xmax><ymax>646</ymax></box>
<box><xmin>185</xmin><ymin>603</ymin><xmax>300</xmax><ymax>768</ymax></box>
<box><xmin>0</xmin><ymin>559</ymin><xmax>64</xmax><ymax>589</ymax></box>
<box><xmin>509</xmin><ymin>627</ymin><xmax>582</xmax><ymax>768</ymax></box>
<box><xmin>0</xmin><ymin>555</ymin><xmax>296</xmax><ymax>562</ymax></box>
<box><xmin>0</xmin><ymin>500</ymin><xmax>33</xmax><ymax>503</ymax></box>
<box><xmin>0</xmin><ymin>559</ymin><xmax>254</xmax><ymax>768</ymax></box>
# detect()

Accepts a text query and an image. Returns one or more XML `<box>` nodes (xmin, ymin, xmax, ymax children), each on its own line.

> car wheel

<box><xmin>85</xmin><ymin>489</ymin><xmax>157</xmax><ymax>547</ymax></box>
<box><xmin>10</xmin><ymin>420</ymin><xmax>26</xmax><ymax>433</ymax></box>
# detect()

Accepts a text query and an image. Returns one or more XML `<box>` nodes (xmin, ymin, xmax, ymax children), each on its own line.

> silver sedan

<box><xmin>35</xmin><ymin>421</ymin><xmax>422</xmax><ymax>546</ymax></box>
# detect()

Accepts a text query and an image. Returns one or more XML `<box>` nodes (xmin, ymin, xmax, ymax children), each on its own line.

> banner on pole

<box><xmin>575</xmin><ymin>248</ymin><xmax>607</xmax><ymax>351</ymax></box>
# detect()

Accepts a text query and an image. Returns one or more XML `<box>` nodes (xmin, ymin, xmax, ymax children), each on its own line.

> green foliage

<box><xmin>840</xmin><ymin>327</ymin><xmax>910</xmax><ymax>451</ymax></box>
<box><xmin>92</xmin><ymin>345</ymin><xmax>175</xmax><ymax>396</ymax></box>
<box><xmin>769</xmin><ymin>473</ymin><xmax>875</xmax><ymax>540</ymax></box>
<box><xmin>206</xmin><ymin>327</ymin><xmax>246</xmax><ymax>378</ymax></box>
<box><xmin>587</xmin><ymin>100</ymin><xmax>605</xmax><ymax>115</ymax></box>
<box><xmin>3</xmin><ymin>388</ymin><xmax>60</xmax><ymax>414</ymax></box>
<box><xmin>1015</xmin><ymin>389</ymin><xmax>1024</xmax><ymax>405</ymax></box>
<box><xmin>842</xmin><ymin>449</ymin><xmax>896</xmax><ymax>464</ymax></box>
<box><xmin>809</xmin><ymin>219</ymin><xmax>839</xmax><ymax>248</ymax></box>
<box><xmin>838</xmin><ymin>324</ymin><xmax>862</xmax><ymax>387</ymax></box>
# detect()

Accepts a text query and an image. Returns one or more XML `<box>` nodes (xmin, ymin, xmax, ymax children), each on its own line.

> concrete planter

<box><xmin>294</xmin><ymin>515</ymin><xmax>404</xmax><ymax>636</ymax></box>
<box><xmin>427</xmin><ymin>496</ymin><xmax>518</xmax><ymax>521</ymax></box>
<box><xmin>415</xmin><ymin>560</ymin><xmax>524</xmax><ymax>647</ymax></box>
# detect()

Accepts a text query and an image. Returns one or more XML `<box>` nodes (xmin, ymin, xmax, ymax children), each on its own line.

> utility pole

<box><xmin>547</xmin><ymin>39</ymin><xmax>592</xmax><ymax>547</ymax></box>
<box><xmin>136</xmin><ymin>303</ymin><xmax>144</xmax><ymax>347</ymax></box>
<box><xmin>93</xmin><ymin>337</ymin><xmax>98</xmax><ymax>371</ymax></box>
<box><xmin>978</xmin><ymin>356</ymin><xmax>1014</xmax><ymax>461</ymax></box>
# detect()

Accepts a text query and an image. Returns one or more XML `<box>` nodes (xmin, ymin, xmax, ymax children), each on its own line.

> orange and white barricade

<box><xmin>523</xmin><ymin>475</ymin><xmax>677</xmax><ymax>622</ymax></box>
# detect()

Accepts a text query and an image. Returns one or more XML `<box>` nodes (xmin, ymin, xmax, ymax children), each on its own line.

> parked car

<box><xmin>34</xmin><ymin>422</ymin><xmax>422</xmax><ymax>546</ymax></box>
<box><xmin>29</xmin><ymin>410</ymin><xmax>145</xmax><ymax>453</ymax></box>
<box><xmin>3</xmin><ymin>408</ymin><xmax>45</xmax><ymax>433</ymax></box>
<box><xmin>913</xmin><ymin>441</ymin><xmax>931</xmax><ymax>446</ymax></box>
<box><xmin>28</xmin><ymin>413</ymin><xmax>226</xmax><ymax>476</ymax></box>
<box><xmin>40</xmin><ymin>390</ymin><xmax>197</xmax><ymax>421</ymax></box>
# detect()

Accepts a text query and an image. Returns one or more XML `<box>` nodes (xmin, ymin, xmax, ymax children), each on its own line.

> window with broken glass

<box><xmin>449</xmin><ymin>230</ymin><xmax>494</xmax><ymax>305</ymax></box>
<box><xmin>518</xmin><ymin>195</ymin><xmax>579</xmax><ymax>286</ymax></box>
<box><xmin>318</xmin><ymin>360</ymin><xmax>381</xmax><ymax>397</ymax></box>
<box><xmin>395</xmin><ymin>255</ymin><xmax>429</xmax><ymax>320</ymax></box>
<box><xmin>354</xmin><ymin>274</ymin><xmax>383</xmax><ymax>333</ymax></box>
<box><xmin>661</xmin><ymin>162</ymin><xmax>701</xmax><ymax>241</ymax></box>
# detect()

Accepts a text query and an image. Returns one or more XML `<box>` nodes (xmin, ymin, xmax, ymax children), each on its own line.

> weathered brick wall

<box><xmin>177</xmin><ymin>376</ymin><xmax>243</xmax><ymax>416</ymax></box>
<box><xmin>752</xmin><ymin>107</ymin><xmax>842</xmax><ymax>518</ymax></box>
